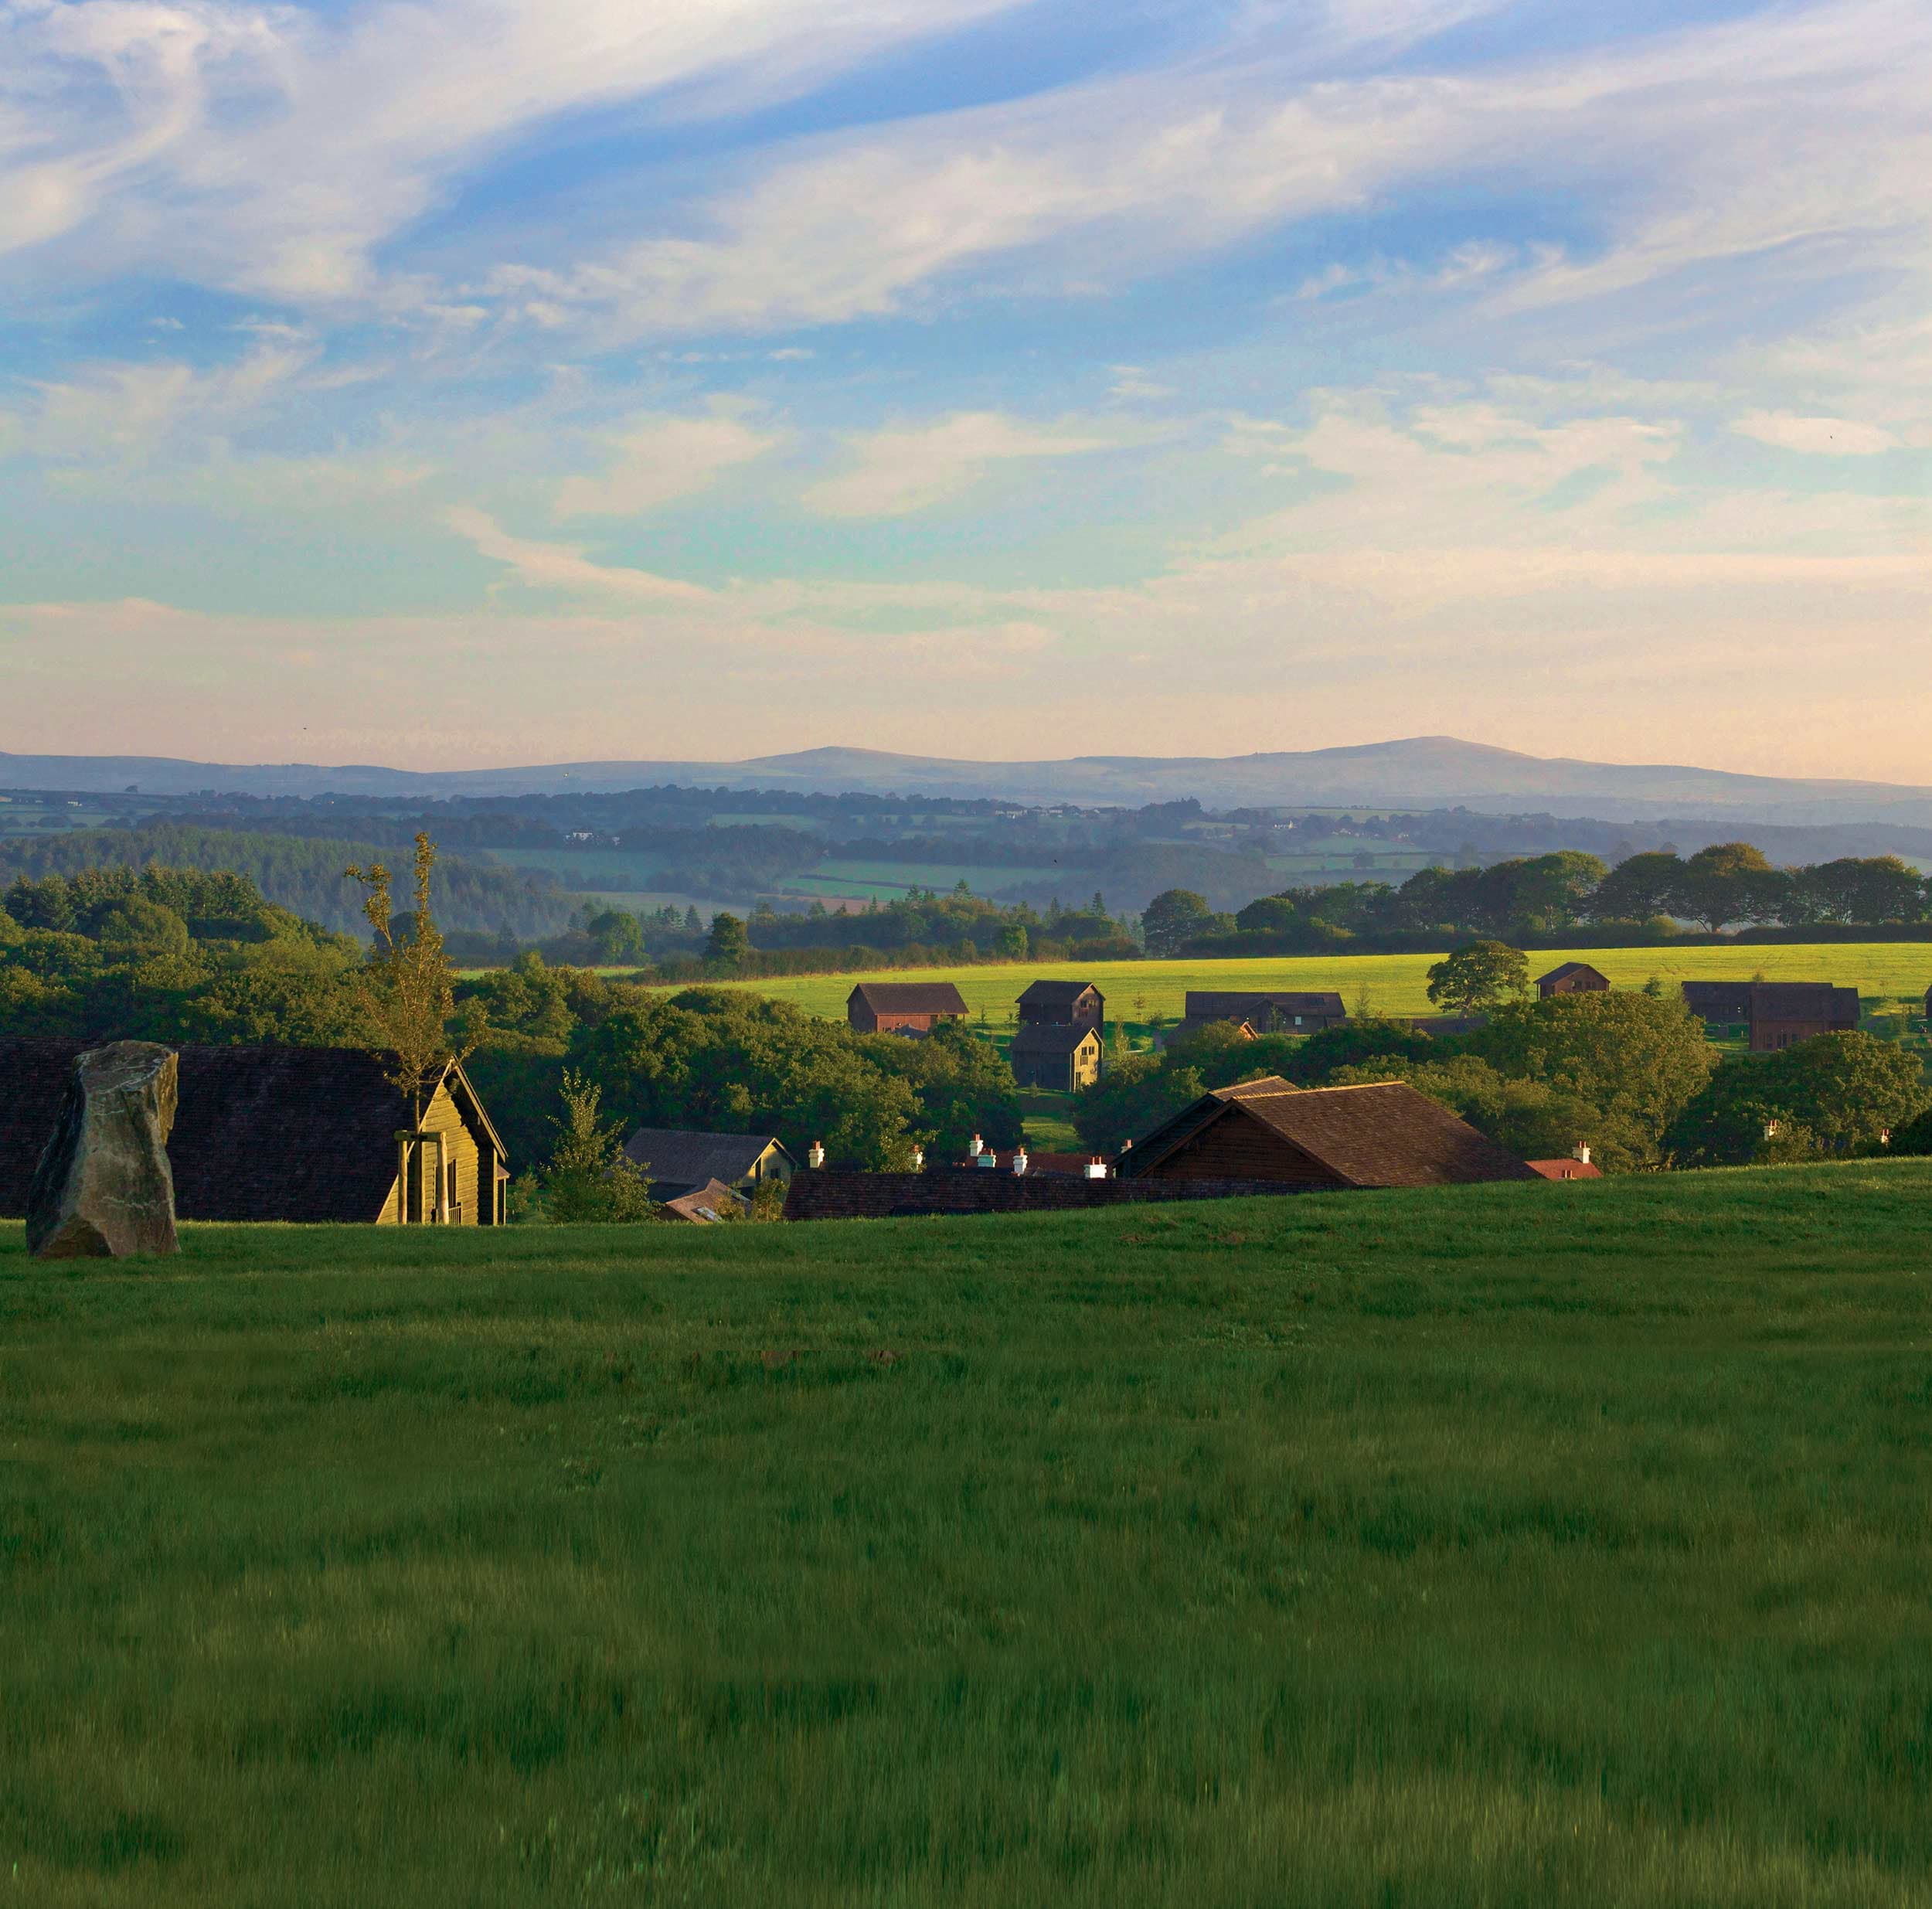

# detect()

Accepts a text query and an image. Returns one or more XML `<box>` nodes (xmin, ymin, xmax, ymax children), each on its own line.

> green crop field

<box><xmin>6</xmin><ymin>1162</ymin><xmax>1932</xmax><ymax>1903</ymax></box>
<box><xmin>654</xmin><ymin>941</ymin><xmax>1932</xmax><ymax>1023</ymax></box>
<box><xmin>485</xmin><ymin>846</ymin><xmax>670</xmax><ymax>890</ymax></box>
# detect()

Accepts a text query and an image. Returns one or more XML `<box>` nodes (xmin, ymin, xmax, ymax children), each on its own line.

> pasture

<box><xmin>7</xmin><ymin>1162</ymin><xmax>1932</xmax><ymax>1904</ymax></box>
<box><xmin>662</xmin><ymin>941</ymin><xmax>1932</xmax><ymax>1023</ymax></box>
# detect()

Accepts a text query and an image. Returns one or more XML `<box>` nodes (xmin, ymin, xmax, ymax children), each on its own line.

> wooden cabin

<box><xmin>1016</xmin><ymin>979</ymin><xmax>1104</xmax><ymax>1032</ymax></box>
<box><xmin>1116</xmin><ymin>1077</ymin><xmax>1537</xmax><ymax>1189</ymax></box>
<box><xmin>1536</xmin><ymin>961</ymin><xmax>1609</xmax><ymax>998</ymax></box>
<box><xmin>0</xmin><ymin>1038</ymin><xmax>508</xmax><ymax>1223</ymax></box>
<box><xmin>846</xmin><ymin>981</ymin><xmax>969</xmax><ymax>1036</ymax></box>
<box><xmin>622</xmin><ymin>1128</ymin><xmax>795</xmax><ymax>1202</ymax></box>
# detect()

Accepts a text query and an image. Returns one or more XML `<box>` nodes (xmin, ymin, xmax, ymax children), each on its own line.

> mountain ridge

<box><xmin>5</xmin><ymin>737</ymin><xmax>1931</xmax><ymax>825</ymax></box>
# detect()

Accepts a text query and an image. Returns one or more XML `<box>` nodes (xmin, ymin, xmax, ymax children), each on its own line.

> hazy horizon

<box><xmin>3</xmin><ymin>0</ymin><xmax>1928</xmax><ymax>779</ymax></box>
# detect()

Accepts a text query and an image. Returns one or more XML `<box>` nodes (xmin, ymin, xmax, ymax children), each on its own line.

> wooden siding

<box><xmin>377</xmin><ymin>1080</ymin><xmax>485</xmax><ymax>1225</ymax></box>
<box><xmin>1138</xmin><ymin>1105</ymin><xmax>1345</xmax><ymax>1186</ymax></box>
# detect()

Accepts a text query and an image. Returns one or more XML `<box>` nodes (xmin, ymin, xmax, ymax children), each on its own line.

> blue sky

<box><xmin>1</xmin><ymin>0</ymin><xmax>1928</xmax><ymax>775</ymax></box>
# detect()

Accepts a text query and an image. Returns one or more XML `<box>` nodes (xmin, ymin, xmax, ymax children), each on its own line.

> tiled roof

<box><xmin>661</xmin><ymin>1179</ymin><xmax>750</xmax><ymax>1222</ymax></box>
<box><xmin>1527</xmin><ymin>1159</ymin><xmax>1604</xmax><ymax>1179</ymax></box>
<box><xmin>1120</xmin><ymin>1076</ymin><xmax>1538</xmax><ymax>1188</ymax></box>
<box><xmin>848</xmin><ymin>982</ymin><xmax>970</xmax><ymax>1016</ymax></box>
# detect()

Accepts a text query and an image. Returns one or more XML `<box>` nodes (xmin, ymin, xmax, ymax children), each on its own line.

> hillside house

<box><xmin>1116</xmin><ymin>1077</ymin><xmax>1538</xmax><ymax>1189</ymax></box>
<box><xmin>1010</xmin><ymin>981</ymin><xmax>1106</xmax><ymax>1091</ymax></box>
<box><xmin>0</xmin><ymin>1038</ymin><xmax>509</xmax><ymax>1223</ymax></box>
<box><xmin>1537</xmin><ymin>961</ymin><xmax>1610</xmax><ymax>998</ymax></box>
<box><xmin>1162</xmin><ymin>992</ymin><xmax>1346</xmax><ymax>1049</ymax></box>
<box><xmin>1681</xmin><ymin>981</ymin><xmax>1859</xmax><ymax>1050</ymax></box>
<box><xmin>846</xmin><ymin>981</ymin><xmax>969</xmax><ymax>1036</ymax></box>
<box><xmin>622</xmin><ymin>1129</ymin><xmax>795</xmax><ymax>1203</ymax></box>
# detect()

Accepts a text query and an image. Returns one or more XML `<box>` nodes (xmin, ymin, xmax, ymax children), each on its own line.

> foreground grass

<box><xmin>7</xmin><ymin>1165</ymin><xmax>1932</xmax><ymax>1904</ymax></box>
<box><xmin>659</xmin><ymin>941</ymin><xmax>1932</xmax><ymax>1022</ymax></box>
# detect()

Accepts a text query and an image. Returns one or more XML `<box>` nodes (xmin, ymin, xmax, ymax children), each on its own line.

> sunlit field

<box><xmin>658</xmin><ymin>942</ymin><xmax>1932</xmax><ymax>1023</ymax></box>
<box><xmin>7</xmin><ymin>1162</ymin><xmax>1932</xmax><ymax>1904</ymax></box>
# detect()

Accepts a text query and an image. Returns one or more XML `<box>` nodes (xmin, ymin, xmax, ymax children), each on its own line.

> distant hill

<box><xmin>8</xmin><ymin>737</ymin><xmax>1932</xmax><ymax>826</ymax></box>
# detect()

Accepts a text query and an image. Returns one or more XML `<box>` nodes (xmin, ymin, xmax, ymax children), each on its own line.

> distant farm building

<box><xmin>0</xmin><ymin>1038</ymin><xmax>509</xmax><ymax>1223</ymax></box>
<box><xmin>1682</xmin><ymin>982</ymin><xmax>1859</xmax><ymax>1050</ymax></box>
<box><xmin>659</xmin><ymin>1179</ymin><xmax>751</xmax><ymax>1223</ymax></box>
<box><xmin>1528</xmin><ymin>1155</ymin><xmax>1604</xmax><ymax>1181</ymax></box>
<box><xmin>1165</xmin><ymin>991</ymin><xmax>1346</xmax><ymax>1047</ymax></box>
<box><xmin>622</xmin><ymin>1129</ymin><xmax>795</xmax><ymax>1203</ymax></box>
<box><xmin>846</xmin><ymin>981</ymin><xmax>970</xmax><ymax>1036</ymax></box>
<box><xmin>1537</xmin><ymin>961</ymin><xmax>1610</xmax><ymax>998</ymax></box>
<box><xmin>1116</xmin><ymin>1077</ymin><xmax>1538</xmax><ymax>1189</ymax></box>
<box><xmin>1011</xmin><ymin>979</ymin><xmax>1105</xmax><ymax>1091</ymax></box>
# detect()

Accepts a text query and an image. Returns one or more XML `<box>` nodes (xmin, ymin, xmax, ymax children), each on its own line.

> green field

<box><xmin>8</xmin><ymin>1166</ymin><xmax>1932</xmax><ymax>1901</ymax></box>
<box><xmin>485</xmin><ymin>846</ymin><xmax>669</xmax><ymax>890</ymax></box>
<box><xmin>660</xmin><ymin>941</ymin><xmax>1932</xmax><ymax>1023</ymax></box>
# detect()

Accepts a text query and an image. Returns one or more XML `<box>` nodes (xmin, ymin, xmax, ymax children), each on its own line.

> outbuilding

<box><xmin>845</xmin><ymin>981</ymin><xmax>969</xmax><ymax>1036</ymax></box>
<box><xmin>621</xmin><ymin>1128</ymin><xmax>796</xmax><ymax>1203</ymax></box>
<box><xmin>1116</xmin><ymin>1077</ymin><xmax>1538</xmax><ymax>1189</ymax></box>
<box><xmin>1536</xmin><ymin>961</ymin><xmax>1610</xmax><ymax>998</ymax></box>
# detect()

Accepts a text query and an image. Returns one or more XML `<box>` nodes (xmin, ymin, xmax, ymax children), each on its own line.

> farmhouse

<box><xmin>846</xmin><ymin>981</ymin><xmax>969</xmax><ymax>1036</ymax></box>
<box><xmin>1163</xmin><ymin>992</ymin><xmax>1346</xmax><ymax>1048</ymax></box>
<box><xmin>622</xmin><ymin>1128</ymin><xmax>795</xmax><ymax>1203</ymax></box>
<box><xmin>1537</xmin><ymin>961</ymin><xmax>1610</xmax><ymax>998</ymax></box>
<box><xmin>0</xmin><ymin>1038</ymin><xmax>509</xmax><ymax>1223</ymax></box>
<box><xmin>1115</xmin><ymin>1077</ymin><xmax>1539</xmax><ymax>1189</ymax></box>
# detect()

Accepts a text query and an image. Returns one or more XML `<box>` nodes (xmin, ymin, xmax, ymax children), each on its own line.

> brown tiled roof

<box><xmin>662</xmin><ymin>1179</ymin><xmax>750</xmax><ymax>1223</ymax></box>
<box><xmin>0</xmin><ymin>1037</ymin><xmax>503</xmax><ymax>1223</ymax></box>
<box><xmin>1528</xmin><ymin>1159</ymin><xmax>1603</xmax><ymax>1179</ymax></box>
<box><xmin>848</xmin><ymin>982</ymin><xmax>969</xmax><ymax>1015</ymax></box>
<box><xmin>1121</xmin><ymin>1076</ymin><xmax>1537</xmax><ymax>1188</ymax></box>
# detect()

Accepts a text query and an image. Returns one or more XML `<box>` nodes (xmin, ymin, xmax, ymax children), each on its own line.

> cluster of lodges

<box><xmin>846</xmin><ymin>978</ymin><xmax>1105</xmax><ymax>1091</ymax></box>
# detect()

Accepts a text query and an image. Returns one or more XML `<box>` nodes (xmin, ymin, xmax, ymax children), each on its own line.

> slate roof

<box><xmin>1538</xmin><ymin>961</ymin><xmax>1608</xmax><ymax>986</ymax></box>
<box><xmin>1681</xmin><ymin>981</ymin><xmax>1859</xmax><ymax>1026</ymax></box>
<box><xmin>0</xmin><ymin>1037</ymin><xmax>504</xmax><ymax>1222</ymax></box>
<box><xmin>1118</xmin><ymin>1076</ymin><xmax>1539</xmax><ymax>1189</ymax></box>
<box><xmin>847</xmin><ymin>982</ymin><xmax>969</xmax><ymax>1016</ymax></box>
<box><xmin>1681</xmin><ymin>981</ymin><xmax>1754</xmax><ymax>1022</ymax></box>
<box><xmin>622</xmin><ymin>1128</ymin><xmax>791</xmax><ymax>1195</ymax></box>
<box><xmin>1011</xmin><ymin>1022</ymin><xmax>1102</xmax><ymax>1056</ymax></box>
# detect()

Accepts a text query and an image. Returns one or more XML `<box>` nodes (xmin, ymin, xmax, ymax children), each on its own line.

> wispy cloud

<box><xmin>802</xmin><ymin>412</ymin><xmax>1117</xmax><ymax>517</ymax></box>
<box><xmin>553</xmin><ymin>402</ymin><xmax>780</xmax><ymax>519</ymax></box>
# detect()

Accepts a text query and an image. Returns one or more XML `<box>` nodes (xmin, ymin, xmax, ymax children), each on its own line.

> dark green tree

<box><xmin>1426</xmin><ymin>941</ymin><xmax>1530</xmax><ymax>1016</ymax></box>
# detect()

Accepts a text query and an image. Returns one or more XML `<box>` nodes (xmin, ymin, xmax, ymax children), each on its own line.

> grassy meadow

<box><xmin>8</xmin><ymin>1163</ymin><xmax>1932</xmax><ymax>1903</ymax></box>
<box><xmin>668</xmin><ymin>941</ymin><xmax>1932</xmax><ymax>1024</ymax></box>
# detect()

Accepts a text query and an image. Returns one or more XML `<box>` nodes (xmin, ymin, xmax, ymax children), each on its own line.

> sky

<box><xmin>2</xmin><ymin>0</ymin><xmax>1929</xmax><ymax>778</ymax></box>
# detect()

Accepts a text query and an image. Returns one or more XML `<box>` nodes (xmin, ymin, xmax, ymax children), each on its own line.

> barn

<box><xmin>1116</xmin><ymin>1077</ymin><xmax>1538</xmax><ymax>1189</ymax></box>
<box><xmin>845</xmin><ymin>981</ymin><xmax>969</xmax><ymax>1036</ymax></box>
<box><xmin>1537</xmin><ymin>961</ymin><xmax>1610</xmax><ymax>998</ymax></box>
<box><xmin>0</xmin><ymin>1038</ymin><xmax>509</xmax><ymax>1224</ymax></box>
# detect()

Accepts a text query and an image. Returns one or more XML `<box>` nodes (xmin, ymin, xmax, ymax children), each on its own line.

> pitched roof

<box><xmin>1528</xmin><ymin>1159</ymin><xmax>1604</xmax><ymax>1179</ymax></box>
<box><xmin>1011</xmin><ymin>1022</ymin><xmax>1102</xmax><ymax>1055</ymax></box>
<box><xmin>661</xmin><ymin>1179</ymin><xmax>750</xmax><ymax>1223</ymax></box>
<box><xmin>1747</xmin><ymin>982</ymin><xmax>1859</xmax><ymax>1022</ymax></box>
<box><xmin>623</xmin><ymin>1128</ymin><xmax>791</xmax><ymax>1191</ymax></box>
<box><xmin>1185</xmin><ymin>991</ymin><xmax>1347</xmax><ymax>1019</ymax></box>
<box><xmin>1017</xmin><ymin>979</ymin><xmax>1101</xmax><ymax>1006</ymax></box>
<box><xmin>1537</xmin><ymin>961</ymin><xmax>1607</xmax><ymax>984</ymax></box>
<box><xmin>1120</xmin><ymin>1076</ymin><xmax>1538</xmax><ymax>1188</ymax></box>
<box><xmin>847</xmin><ymin>982</ymin><xmax>969</xmax><ymax>1016</ymax></box>
<box><xmin>1681</xmin><ymin>981</ymin><xmax>1753</xmax><ymax>1019</ymax></box>
<box><xmin>0</xmin><ymin>1037</ymin><xmax>503</xmax><ymax>1222</ymax></box>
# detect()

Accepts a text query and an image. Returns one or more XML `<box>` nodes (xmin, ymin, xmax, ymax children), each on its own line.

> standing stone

<box><xmin>27</xmin><ymin>1043</ymin><xmax>179</xmax><ymax>1260</ymax></box>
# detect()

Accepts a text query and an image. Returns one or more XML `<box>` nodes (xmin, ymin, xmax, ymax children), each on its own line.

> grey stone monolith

<box><xmin>26</xmin><ymin>1042</ymin><xmax>180</xmax><ymax>1259</ymax></box>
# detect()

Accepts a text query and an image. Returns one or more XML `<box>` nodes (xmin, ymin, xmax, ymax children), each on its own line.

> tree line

<box><xmin>1145</xmin><ymin>843</ymin><xmax>1932</xmax><ymax>956</ymax></box>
